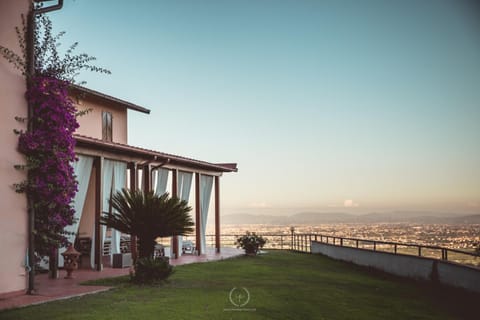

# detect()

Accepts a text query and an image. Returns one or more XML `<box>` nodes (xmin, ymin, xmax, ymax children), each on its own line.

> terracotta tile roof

<box><xmin>74</xmin><ymin>134</ymin><xmax>238</xmax><ymax>173</ymax></box>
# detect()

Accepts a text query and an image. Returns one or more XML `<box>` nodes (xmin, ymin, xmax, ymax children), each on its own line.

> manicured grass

<box><xmin>0</xmin><ymin>251</ymin><xmax>477</xmax><ymax>319</ymax></box>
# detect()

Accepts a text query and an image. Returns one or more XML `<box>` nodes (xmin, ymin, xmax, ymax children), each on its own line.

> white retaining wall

<box><xmin>311</xmin><ymin>241</ymin><xmax>480</xmax><ymax>293</ymax></box>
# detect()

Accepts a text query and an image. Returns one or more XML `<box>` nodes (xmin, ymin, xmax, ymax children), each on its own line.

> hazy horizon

<box><xmin>219</xmin><ymin>206</ymin><xmax>480</xmax><ymax>217</ymax></box>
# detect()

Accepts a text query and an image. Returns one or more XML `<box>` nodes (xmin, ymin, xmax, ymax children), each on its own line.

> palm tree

<box><xmin>100</xmin><ymin>189</ymin><xmax>194</xmax><ymax>259</ymax></box>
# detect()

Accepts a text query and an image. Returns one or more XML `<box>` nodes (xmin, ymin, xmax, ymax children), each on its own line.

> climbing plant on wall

<box><xmin>0</xmin><ymin>13</ymin><xmax>109</xmax><ymax>258</ymax></box>
<box><xmin>18</xmin><ymin>76</ymin><xmax>80</xmax><ymax>255</ymax></box>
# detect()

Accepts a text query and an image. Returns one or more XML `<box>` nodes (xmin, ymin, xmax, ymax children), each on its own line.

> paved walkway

<box><xmin>0</xmin><ymin>247</ymin><xmax>243</xmax><ymax>311</ymax></box>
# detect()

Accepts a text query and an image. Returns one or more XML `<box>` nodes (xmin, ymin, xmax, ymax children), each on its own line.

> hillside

<box><xmin>222</xmin><ymin>212</ymin><xmax>480</xmax><ymax>225</ymax></box>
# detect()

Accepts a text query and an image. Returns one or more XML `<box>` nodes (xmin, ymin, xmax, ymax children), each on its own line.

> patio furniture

<box><xmin>112</xmin><ymin>253</ymin><xmax>132</xmax><ymax>268</ymax></box>
<box><xmin>75</xmin><ymin>237</ymin><xmax>92</xmax><ymax>269</ymax></box>
<box><xmin>182</xmin><ymin>240</ymin><xmax>195</xmax><ymax>254</ymax></box>
<box><xmin>154</xmin><ymin>244</ymin><xmax>165</xmax><ymax>257</ymax></box>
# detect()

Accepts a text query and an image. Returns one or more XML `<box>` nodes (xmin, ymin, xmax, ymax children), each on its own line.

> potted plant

<box><xmin>236</xmin><ymin>232</ymin><xmax>266</xmax><ymax>255</ymax></box>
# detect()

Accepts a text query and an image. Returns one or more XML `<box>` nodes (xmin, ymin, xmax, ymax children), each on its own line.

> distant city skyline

<box><xmin>49</xmin><ymin>0</ymin><xmax>480</xmax><ymax>216</ymax></box>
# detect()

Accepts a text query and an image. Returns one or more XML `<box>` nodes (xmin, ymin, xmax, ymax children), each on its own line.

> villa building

<box><xmin>0</xmin><ymin>0</ymin><xmax>236</xmax><ymax>295</ymax></box>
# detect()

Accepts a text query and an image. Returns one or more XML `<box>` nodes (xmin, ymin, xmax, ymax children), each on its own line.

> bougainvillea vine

<box><xmin>18</xmin><ymin>76</ymin><xmax>79</xmax><ymax>256</ymax></box>
<box><xmin>1</xmin><ymin>12</ymin><xmax>109</xmax><ymax>260</ymax></box>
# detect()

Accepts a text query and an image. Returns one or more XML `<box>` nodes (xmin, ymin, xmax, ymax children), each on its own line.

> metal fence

<box><xmin>181</xmin><ymin>233</ymin><xmax>295</xmax><ymax>250</ymax></box>
<box><xmin>297</xmin><ymin>233</ymin><xmax>480</xmax><ymax>268</ymax></box>
<box><xmin>198</xmin><ymin>233</ymin><xmax>479</xmax><ymax>268</ymax></box>
<box><xmin>105</xmin><ymin>233</ymin><xmax>480</xmax><ymax>268</ymax></box>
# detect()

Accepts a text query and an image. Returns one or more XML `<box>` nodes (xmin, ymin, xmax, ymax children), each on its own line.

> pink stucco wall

<box><xmin>0</xmin><ymin>1</ymin><xmax>129</xmax><ymax>294</ymax></box>
<box><xmin>0</xmin><ymin>0</ymin><xmax>30</xmax><ymax>294</ymax></box>
<box><xmin>75</xmin><ymin>96</ymin><xmax>128</xmax><ymax>144</ymax></box>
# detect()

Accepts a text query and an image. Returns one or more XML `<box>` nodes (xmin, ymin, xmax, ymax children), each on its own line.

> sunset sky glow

<box><xmin>49</xmin><ymin>0</ymin><xmax>480</xmax><ymax>216</ymax></box>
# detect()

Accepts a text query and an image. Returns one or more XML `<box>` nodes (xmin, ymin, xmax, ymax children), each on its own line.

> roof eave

<box><xmin>74</xmin><ymin>135</ymin><xmax>237</xmax><ymax>173</ymax></box>
<box><xmin>70</xmin><ymin>85</ymin><xmax>151</xmax><ymax>114</ymax></box>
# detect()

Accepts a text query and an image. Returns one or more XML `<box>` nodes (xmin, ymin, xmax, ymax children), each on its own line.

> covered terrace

<box><xmin>66</xmin><ymin>134</ymin><xmax>237</xmax><ymax>272</ymax></box>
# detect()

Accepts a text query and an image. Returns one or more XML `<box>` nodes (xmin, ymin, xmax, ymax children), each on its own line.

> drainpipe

<box><xmin>26</xmin><ymin>0</ymin><xmax>63</xmax><ymax>295</ymax></box>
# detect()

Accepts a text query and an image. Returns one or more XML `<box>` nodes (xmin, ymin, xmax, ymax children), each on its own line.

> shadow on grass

<box><xmin>81</xmin><ymin>275</ymin><xmax>132</xmax><ymax>287</ymax></box>
<box><xmin>309</xmin><ymin>251</ymin><xmax>480</xmax><ymax>320</ymax></box>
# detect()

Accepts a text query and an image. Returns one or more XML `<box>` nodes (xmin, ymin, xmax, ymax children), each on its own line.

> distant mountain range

<box><xmin>221</xmin><ymin>212</ymin><xmax>480</xmax><ymax>225</ymax></box>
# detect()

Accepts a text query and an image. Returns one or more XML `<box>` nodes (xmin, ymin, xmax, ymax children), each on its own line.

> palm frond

<box><xmin>100</xmin><ymin>189</ymin><xmax>194</xmax><ymax>258</ymax></box>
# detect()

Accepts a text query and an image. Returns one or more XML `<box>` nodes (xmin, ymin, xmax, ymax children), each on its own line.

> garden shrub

<box><xmin>236</xmin><ymin>231</ymin><xmax>267</xmax><ymax>255</ymax></box>
<box><xmin>133</xmin><ymin>256</ymin><xmax>173</xmax><ymax>284</ymax></box>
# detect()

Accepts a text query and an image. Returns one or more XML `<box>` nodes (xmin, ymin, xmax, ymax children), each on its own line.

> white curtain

<box><xmin>137</xmin><ymin>168</ymin><xmax>143</xmax><ymax>190</ymax></box>
<box><xmin>100</xmin><ymin>159</ymin><xmax>115</xmax><ymax>261</ymax></box>
<box><xmin>200</xmin><ymin>175</ymin><xmax>213</xmax><ymax>254</ymax></box>
<box><xmin>59</xmin><ymin>155</ymin><xmax>93</xmax><ymax>267</ymax></box>
<box><xmin>175</xmin><ymin>171</ymin><xmax>193</xmax><ymax>256</ymax></box>
<box><xmin>177</xmin><ymin>171</ymin><xmax>192</xmax><ymax>200</ymax></box>
<box><xmin>111</xmin><ymin>161</ymin><xmax>127</xmax><ymax>255</ymax></box>
<box><xmin>154</xmin><ymin>168</ymin><xmax>169</xmax><ymax>196</ymax></box>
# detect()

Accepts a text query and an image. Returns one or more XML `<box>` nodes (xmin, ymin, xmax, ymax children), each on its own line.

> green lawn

<box><xmin>1</xmin><ymin>251</ymin><xmax>477</xmax><ymax>320</ymax></box>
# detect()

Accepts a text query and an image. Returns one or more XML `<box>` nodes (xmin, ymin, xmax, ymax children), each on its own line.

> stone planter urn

<box><xmin>61</xmin><ymin>244</ymin><xmax>80</xmax><ymax>279</ymax></box>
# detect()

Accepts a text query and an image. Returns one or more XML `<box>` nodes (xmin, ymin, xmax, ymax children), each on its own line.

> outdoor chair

<box><xmin>182</xmin><ymin>240</ymin><xmax>194</xmax><ymax>254</ymax></box>
<box><xmin>154</xmin><ymin>244</ymin><xmax>165</xmax><ymax>257</ymax></box>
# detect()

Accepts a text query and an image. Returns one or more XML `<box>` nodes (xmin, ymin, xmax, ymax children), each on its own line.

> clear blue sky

<box><xmin>50</xmin><ymin>0</ymin><xmax>480</xmax><ymax>215</ymax></box>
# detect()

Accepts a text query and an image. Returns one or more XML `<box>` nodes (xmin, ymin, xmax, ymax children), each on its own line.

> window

<box><xmin>102</xmin><ymin>111</ymin><xmax>112</xmax><ymax>142</ymax></box>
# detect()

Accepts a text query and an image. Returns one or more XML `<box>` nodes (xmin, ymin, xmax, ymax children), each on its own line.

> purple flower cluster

<box><xmin>19</xmin><ymin>76</ymin><xmax>79</xmax><ymax>255</ymax></box>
